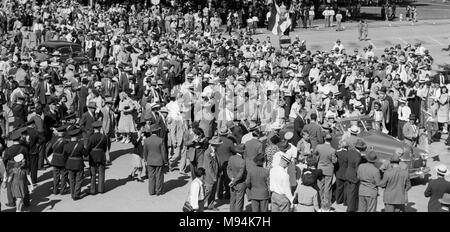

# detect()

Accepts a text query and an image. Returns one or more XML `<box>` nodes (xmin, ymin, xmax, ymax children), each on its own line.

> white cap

<box><xmin>14</xmin><ymin>154</ymin><xmax>24</xmax><ymax>162</ymax></box>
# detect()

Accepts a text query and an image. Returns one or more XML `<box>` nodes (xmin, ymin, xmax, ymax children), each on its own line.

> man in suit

<box><xmin>80</xmin><ymin>102</ymin><xmax>98</xmax><ymax>148</ymax></box>
<box><xmin>86</xmin><ymin>121</ymin><xmax>110</xmax><ymax>195</ymax></box>
<box><xmin>101</xmin><ymin>74</ymin><xmax>119</xmax><ymax>102</ymax></box>
<box><xmin>345</xmin><ymin>138</ymin><xmax>364</xmax><ymax>212</ymax></box>
<box><xmin>292</xmin><ymin>108</ymin><xmax>306</xmax><ymax>146</ymax></box>
<box><xmin>313</xmin><ymin>133</ymin><xmax>337</xmax><ymax>208</ymax></box>
<box><xmin>34</xmin><ymin>74</ymin><xmax>54</xmax><ymax>107</ymax></box>
<box><xmin>302</xmin><ymin>113</ymin><xmax>323</xmax><ymax>149</ymax></box>
<box><xmin>216</xmin><ymin>126</ymin><xmax>236</xmax><ymax>200</ymax></box>
<box><xmin>335</xmin><ymin>140</ymin><xmax>348</xmax><ymax>205</ymax></box>
<box><xmin>424</xmin><ymin>164</ymin><xmax>450</xmax><ymax>212</ymax></box>
<box><xmin>246</xmin><ymin>153</ymin><xmax>270</xmax><ymax>212</ymax></box>
<box><xmin>100</xmin><ymin>98</ymin><xmax>115</xmax><ymax>164</ymax></box>
<box><xmin>378</xmin><ymin>86</ymin><xmax>394</xmax><ymax>134</ymax></box>
<box><xmin>143</xmin><ymin>124</ymin><xmax>168</xmax><ymax>196</ymax></box>
<box><xmin>78</xmin><ymin>78</ymin><xmax>90</xmax><ymax>116</ymax></box>
<box><xmin>201</xmin><ymin>136</ymin><xmax>221</xmax><ymax>211</ymax></box>
<box><xmin>379</xmin><ymin>154</ymin><xmax>411</xmax><ymax>212</ymax></box>
<box><xmin>403</xmin><ymin>114</ymin><xmax>419</xmax><ymax>147</ymax></box>
<box><xmin>360</xmin><ymin>90</ymin><xmax>375</xmax><ymax>115</ymax></box>
<box><xmin>357</xmin><ymin>151</ymin><xmax>381</xmax><ymax>212</ymax></box>
<box><xmin>227</xmin><ymin>144</ymin><xmax>246</xmax><ymax>212</ymax></box>
<box><xmin>244</xmin><ymin>127</ymin><xmax>263</xmax><ymax>173</ymax></box>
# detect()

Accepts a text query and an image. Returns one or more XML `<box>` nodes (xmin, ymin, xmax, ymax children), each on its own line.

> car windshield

<box><xmin>337</xmin><ymin>116</ymin><xmax>375</xmax><ymax>133</ymax></box>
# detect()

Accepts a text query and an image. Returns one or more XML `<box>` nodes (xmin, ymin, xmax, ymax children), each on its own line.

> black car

<box><xmin>35</xmin><ymin>40</ymin><xmax>90</xmax><ymax>65</ymax></box>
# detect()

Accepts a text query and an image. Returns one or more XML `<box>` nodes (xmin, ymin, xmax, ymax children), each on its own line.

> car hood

<box><xmin>360</xmin><ymin>130</ymin><xmax>426</xmax><ymax>158</ymax></box>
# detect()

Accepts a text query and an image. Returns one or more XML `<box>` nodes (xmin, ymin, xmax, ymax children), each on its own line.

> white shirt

<box><xmin>241</xmin><ymin>132</ymin><xmax>254</xmax><ymax>145</ymax></box>
<box><xmin>166</xmin><ymin>100</ymin><xmax>182</xmax><ymax>120</ymax></box>
<box><xmin>286</xmin><ymin>143</ymin><xmax>298</xmax><ymax>160</ymax></box>
<box><xmin>188</xmin><ymin>178</ymin><xmax>204</xmax><ymax>210</ymax></box>
<box><xmin>269</xmin><ymin>165</ymin><xmax>294</xmax><ymax>203</ymax></box>
<box><xmin>289</xmin><ymin>101</ymin><xmax>302</xmax><ymax>118</ymax></box>
<box><xmin>398</xmin><ymin>105</ymin><xmax>411</xmax><ymax>121</ymax></box>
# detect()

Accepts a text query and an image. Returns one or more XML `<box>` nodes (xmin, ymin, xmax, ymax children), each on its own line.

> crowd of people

<box><xmin>0</xmin><ymin>0</ymin><xmax>450</xmax><ymax>213</ymax></box>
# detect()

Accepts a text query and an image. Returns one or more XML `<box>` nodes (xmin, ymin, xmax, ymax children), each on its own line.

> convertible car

<box><xmin>330</xmin><ymin>116</ymin><xmax>431</xmax><ymax>179</ymax></box>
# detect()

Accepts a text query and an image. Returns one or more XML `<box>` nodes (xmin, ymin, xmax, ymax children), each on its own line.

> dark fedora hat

<box><xmin>354</xmin><ymin>139</ymin><xmax>367</xmax><ymax>150</ymax></box>
<box><xmin>253</xmin><ymin>153</ymin><xmax>265</xmax><ymax>166</ymax></box>
<box><xmin>366</xmin><ymin>150</ymin><xmax>378</xmax><ymax>163</ymax></box>
<box><xmin>277</xmin><ymin>141</ymin><xmax>290</xmax><ymax>153</ymax></box>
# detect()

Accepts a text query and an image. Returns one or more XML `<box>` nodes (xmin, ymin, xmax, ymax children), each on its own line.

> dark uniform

<box><xmin>27</xmin><ymin>127</ymin><xmax>45</xmax><ymax>184</ymax></box>
<box><xmin>48</xmin><ymin>133</ymin><xmax>68</xmax><ymax>194</ymax></box>
<box><xmin>86</xmin><ymin>126</ymin><xmax>110</xmax><ymax>194</ymax></box>
<box><xmin>64</xmin><ymin>131</ymin><xmax>88</xmax><ymax>200</ymax></box>
<box><xmin>12</xmin><ymin>97</ymin><xmax>27</xmax><ymax>130</ymax></box>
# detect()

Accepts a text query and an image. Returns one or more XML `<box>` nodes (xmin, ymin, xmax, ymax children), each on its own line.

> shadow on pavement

<box><xmin>104</xmin><ymin>177</ymin><xmax>129</xmax><ymax>193</ymax></box>
<box><xmin>110</xmin><ymin>148</ymin><xmax>134</xmax><ymax>162</ymax></box>
<box><xmin>28</xmin><ymin>181</ymin><xmax>59</xmax><ymax>212</ymax></box>
<box><xmin>214</xmin><ymin>198</ymin><xmax>230</xmax><ymax>208</ymax></box>
<box><xmin>37</xmin><ymin>169</ymin><xmax>54</xmax><ymax>183</ymax></box>
<box><xmin>163</xmin><ymin>175</ymin><xmax>190</xmax><ymax>194</ymax></box>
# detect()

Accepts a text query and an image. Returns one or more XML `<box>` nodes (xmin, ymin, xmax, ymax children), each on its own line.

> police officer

<box><xmin>48</xmin><ymin>124</ymin><xmax>68</xmax><ymax>195</ymax></box>
<box><xmin>86</xmin><ymin>121</ymin><xmax>110</xmax><ymax>195</ymax></box>
<box><xmin>64</xmin><ymin>127</ymin><xmax>88</xmax><ymax>200</ymax></box>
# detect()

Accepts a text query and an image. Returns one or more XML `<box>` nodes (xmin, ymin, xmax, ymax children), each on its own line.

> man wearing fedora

<box><xmin>403</xmin><ymin>114</ymin><xmax>419</xmax><ymax>147</ymax></box>
<box><xmin>335</xmin><ymin>139</ymin><xmax>349</xmax><ymax>205</ymax></box>
<box><xmin>64</xmin><ymin>127</ymin><xmax>88</xmax><ymax>201</ymax></box>
<box><xmin>379</xmin><ymin>153</ymin><xmax>411</xmax><ymax>212</ymax></box>
<box><xmin>86</xmin><ymin>120</ymin><xmax>110</xmax><ymax>195</ymax></box>
<box><xmin>313</xmin><ymin>133</ymin><xmax>337</xmax><ymax>208</ymax></box>
<box><xmin>101</xmin><ymin>97</ymin><xmax>116</xmax><ymax>162</ymax></box>
<box><xmin>35</xmin><ymin>73</ymin><xmax>55</xmax><ymax>107</ymax></box>
<box><xmin>216</xmin><ymin>126</ymin><xmax>236</xmax><ymax>200</ymax></box>
<box><xmin>424</xmin><ymin>164</ymin><xmax>450</xmax><ymax>212</ymax></box>
<box><xmin>357</xmin><ymin>150</ymin><xmax>381</xmax><ymax>212</ymax></box>
<box><xmin>302</xmin><ymin>113</ymin><xmax>324</xmax><ymax>149</ymax></box>
<box><xmin>201</xmin><ymin>136</ymin><xmax>221</xmax><ymax>211</ymax></box>
<box><xmin>80</xmin><ymin>102</ymin><xmax>98</xmax><ymax>147</ymax></box>
<box><xmin>246</xmin><ymin>152</ymin><xmax>270</xmax><ymax>212</ymax></box>
<box><xmin>143</xmin><ymin>124</ymin><xmax>168</xmax><ymax>196</ymax></box>
<box><xmin>345</xmin><ymin>138</ymin><xmax>364</xmax><ymax>212</ymax></box>
<box><xmin>227</xmin><ymin>144</ymin><xmax>247</xmax><ymax>212</ymax></box>
<box><xmin>270</xmin><ymin>141</ymin><xmax>294</xmax><ymax>212</ymax></box>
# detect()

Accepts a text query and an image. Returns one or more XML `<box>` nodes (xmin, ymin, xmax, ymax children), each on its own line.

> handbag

<box><xmin>182</xmin><ymin>201</ymin><xmax>194</xmax><ymax>212</ymax></box>
<box><xmin>65</xmin><ymin>143</ymin><xmax>83</xmax><ymax>171</ymax></box>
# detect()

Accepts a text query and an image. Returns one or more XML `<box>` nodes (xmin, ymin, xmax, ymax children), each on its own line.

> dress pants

<box><xmin>358</xmin><ymin>196</ymin><xmax>377</xmax><ymax>212</ymax></box>
<box><xmin>52</xmin><ymin>167</ymin><xmax>68</xmax><ymax>194</ymax></box>
<box><xmin>335</xmin><ymin>178</ymin><xmax>346</xmax><ymax>204</ymax></box>
<box><xmin>29</xmin><ymin>153</ymin><xmax>39</xmax><ymax>184</ymax></box>
<box><xmin>384</xmin><ymin>204</ymin><xmax>405</xmax><ymax>212</ymax></box>
<box><xmin>148</xmin><ymin>165</ymin><xmax>163</xmax><ymax>195</ymax></box>
<box><xmin>204</xmin><ymin>182</ymin><xmax>217</xmax><ymax>209</ymax></box>
<box><xmin>345</xmin><ymin>181</ymin><xmax>359</xmax><ymax>212</ymax></box>
<box><xmin>271</xmin><ymin>192</ymin><xmax>291</xmax><ymax>212</ymax></box>
<box><xmin>90</xmin><ymin>163</ymin><xmax>105</xmax><ymax>194</ymax></box>
<box><xmin>68</xmin><ymin>170</ymin><xmax>83</xmax><ymax>199</ymax></box>
<box><xmin>251</xmin><ymin>199</ymin><xmax>269</xmax><ymax>212</ymax></box>
<box><xmin>217</xmin><ymin>162</ymin><xmax>230</xmax><ymax>199</ymax></box>
<box><xmin>230</xmin><ymin>182</ymin><xmax>246</xmax><ymax>212</ymax></box>
<box><xmin>318</xmin><ymin>175</ymin><xmax>333</xmax><ymax>206</ymax></box>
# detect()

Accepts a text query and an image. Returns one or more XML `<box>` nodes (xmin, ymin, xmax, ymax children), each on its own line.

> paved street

<box><xmin>2</xmin><ymin>12</ymin><xmax>450</xmax><ymax>212</ymax></box>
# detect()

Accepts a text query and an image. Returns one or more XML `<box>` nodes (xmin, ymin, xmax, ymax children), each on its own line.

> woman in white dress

<box><xmin>437</xmin><ymin>86</ymin><xmax>449</xmax><ymax>133</ymax></box>
<box><xmin>117</xmin><ymin>92</ymin><xmax>136</xmax><ymax>143</ymax></box>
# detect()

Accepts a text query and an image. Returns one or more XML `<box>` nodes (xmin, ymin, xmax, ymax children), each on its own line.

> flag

<box><xmin>267</xmin><ymin>2</ymin><xmax>291</xmax><ymax>36</ymax></box>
